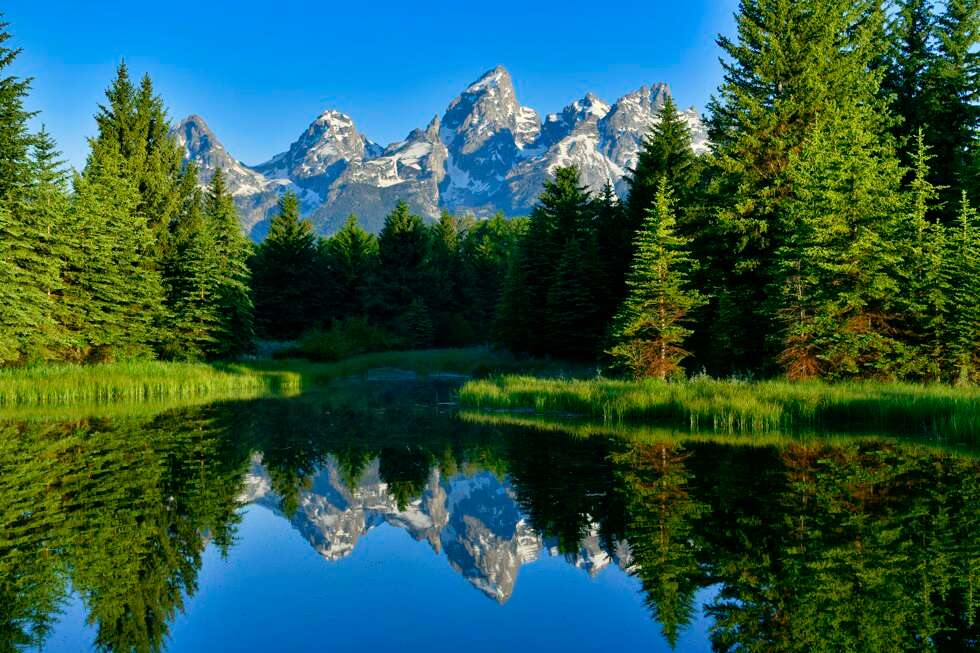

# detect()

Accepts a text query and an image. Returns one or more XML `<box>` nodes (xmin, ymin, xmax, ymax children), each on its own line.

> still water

<box><xmin>2</xmin><ymin>380</ymin><xmax>978</xmax><ymax>652</ymax></box>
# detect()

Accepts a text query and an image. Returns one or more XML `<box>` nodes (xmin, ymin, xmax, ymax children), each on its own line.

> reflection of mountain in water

<box><xmin>239</xmin><ymin>453</ymin><xmax>631</xmax><ymax>602</ymax></box>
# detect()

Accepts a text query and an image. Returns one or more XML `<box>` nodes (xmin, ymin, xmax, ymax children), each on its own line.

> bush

<box><xmin>286</xmin><ymin>317</ymin><xmax>398</xmax><ymax>362</ymax></box>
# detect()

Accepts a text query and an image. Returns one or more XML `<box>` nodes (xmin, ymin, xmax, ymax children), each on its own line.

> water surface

<box><xmin>2</xmin><ymin>380</ymin><xmax>978</xmax><ymax>652</ymax></box>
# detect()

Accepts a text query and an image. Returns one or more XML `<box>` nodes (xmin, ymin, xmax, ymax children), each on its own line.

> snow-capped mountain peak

<box><xmin>179</xmin><ymin>70</ymin><xmax>706</xmax><ymax>238</ymax></box>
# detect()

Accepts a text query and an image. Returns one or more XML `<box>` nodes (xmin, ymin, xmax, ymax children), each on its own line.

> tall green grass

<box><xmin>0</xmin><ymin>361</ymin><xmax>302</xmax><ymax>408</ymax></box>
<box><xmin>0</xmin><ymin>348</ymin><xmax>575</xmax><ymax>409</ymax></box>
<box><xmin>459</xmin><ymin>375</ymin><xmax>980</xmax><ymax>438</ymax></box>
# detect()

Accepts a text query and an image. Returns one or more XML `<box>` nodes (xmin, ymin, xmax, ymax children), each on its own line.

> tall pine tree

<box><xmin>946</xmin><ymin>193</ymin><xmax>980</xmax><ymax>383</ymax></box>
<box><xmin>775</xmin><ymin>109</ymin><xmax>906</xmax><ymax>380</ymax></box>
<box><xmin>205</xmin><ymin>169</ymin><xmax>254</xmax><ymax>358</ymax></box>
<box><xmin>706</xmin><ymin>0</ymin><xmax>890</xmax><ymax>373</ymax></box>
<box><xmin>609</xmin><ymin>180</ymin><xmax>704</xmax><ymax>379</ymax></box>
<box><xmin>251</xmin><ymin>191</ymin><xmax>319</xmax><ymax>339</ymax></box>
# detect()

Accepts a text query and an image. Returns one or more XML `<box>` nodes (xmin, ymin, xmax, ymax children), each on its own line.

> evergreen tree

<box><xmin>400</xmin><ymin>297</ymin><xmax>434</xmax><ymax>349</ymax></box>
<box><xmin>425</xmin><ymin>211</ymin><xmax>467</xmax><ymax>338</ymax></box>
<box><xmin>594</xmin><ymin>182</ymin><xmax>632</xmax><ymax>323</ymax></box>
<box><xmin>321</xmin><ymin>213</ymin><xmax>378</xmax><ymax>321</ymax></box>
<box><xmin>461</xmin><ymin>213</ymin><xmax>523</xmax><ymax>343</ymax></box>
<box><xmin>946</xmin><ymin>193</ymin><xmax>980</xmax><ymax>383</ymax></box>
<box><xmin>497</xmin><ymin>167</ymin><xmax>598</xmax><ymax>356</ymax></box>
<box><xmin>626</xmin><ymin>95</ymin><xmax>697</xmax><ymax>233</ymax></box>
<box><xmin>371</xmin><ymin>200</ymin><xmax>430</xmax><ymax>326</ymax></box>
<box><xmin>204</xmin><ymin>169</ymin><xmax>254</xmax><ymax>358</ymax></box>
<box><xmin>93</xmin><ymin>65</ymin><xmax>188</xmax><ymax>237</ymax></box>
<box><xmin>609</xmin><ymin>180</ymin><xmax>704</xmax><ymax>379</ymax></box>
<box><xmin>706</xmin><ymin>0</ymin><xmax>890</xmax><ymax>373</ymax></box>
<box><xmin>0</xmin><ymin>130</ymin><xmax>70</xmax><ymax>363</ymax></box>
<box><xmin>167</xmin><ymin>190</ymin><xmax>222</xmax><ymax>360</ymax></box>
<box><xmin>0</xmin><ymin>21</ymin><xmax>44</xmax><ymax>363</ymax></box>
<box><xmin>896</xmin><ymin>130</ymin><xmax>949</xmax><ymax>379</ymax></box>
<box><xmin>64</xmin><ymin>138</ymin><xmax>163</xmax><ymax>360</ymax></box>
<box><xmin>926</xmin><ymin>0</ymin><xmax>980</xmax><ymax>216</ymax></box>
<box><xmin>0</xmin><ymin>18</ymin><xmax>33</xmax><ymax>201</ymax></box>
<box><xmin>776</xmin><ymin>110</ymin><xmax>906</xmax><ymax>380</ymax></box>
<box><xmin>546</xmin><ymin>234</ymin><xmax>603</xmax><ymax>359</ymax></box>
<box><xmin>882</xmin><ymin>0</ymin><xmax>936</xmax><ymax>162</ymax></box>
<box><xmin>251</xmin><ymin>191</ymin><xmax>319</xmax><ymax>340</ymax></box>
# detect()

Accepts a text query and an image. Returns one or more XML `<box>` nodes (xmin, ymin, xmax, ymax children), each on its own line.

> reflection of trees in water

<box><xmin>2</xmin><ymin>387</ymin><xmax>980</xmax><ymax>652</ymax></box>
<box><xmin>0</xmin><ymin>409</ymin><xmax>252</xmax><ymax>653</ymax></box>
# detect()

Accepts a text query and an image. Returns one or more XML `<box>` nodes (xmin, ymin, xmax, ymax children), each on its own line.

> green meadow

<box><xmin>458</xmin><ymin>375</ymin><xmax>980</xmax><ymax>438</ymax></box>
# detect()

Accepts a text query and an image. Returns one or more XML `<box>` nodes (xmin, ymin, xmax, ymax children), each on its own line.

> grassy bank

<box><xmin>0</xmin><ymin>347</ymin><xmax>573</xmax><ymax>409</ymax></box>
<box><xmin>459</xmin><ymin>375</ymin><xmax>980</xmax><ymax>438</ymax></box>
<box><xmin>0</xmin><ymin>361</ymin><xmax>305</xmax><ymax>407</ymax></box>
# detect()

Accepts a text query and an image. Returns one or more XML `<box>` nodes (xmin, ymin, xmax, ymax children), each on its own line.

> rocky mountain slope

<box><xmin>239</xmin><ymin>453</ymin><xmax>632</xmax><ymax>603</ymax></box>
<box><xmin>175</xmin><ymin>66</ymin><xmax>708</xmax><ymax>238</ymax></box>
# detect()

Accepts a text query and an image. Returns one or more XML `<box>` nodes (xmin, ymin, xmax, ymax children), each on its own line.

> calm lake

<box><xmin>2</xmin><ymin>379</ymin><xmax>978</xmax><ymax>652</ymax></box>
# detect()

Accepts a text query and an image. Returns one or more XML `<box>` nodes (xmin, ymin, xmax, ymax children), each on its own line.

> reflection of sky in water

<box><xmin>41</xmin><ymin>503</ymin><xmax>715</xmax><ymax>652</ymax></box>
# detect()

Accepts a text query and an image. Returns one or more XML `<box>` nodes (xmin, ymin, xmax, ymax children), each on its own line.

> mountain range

<box><xmin>239</xmin><ymin>453</ymin><xmax>633</xmax><ymax>603</ymax></box>
<box><xmin>175</xmin><ymin>66</ymin><xmax>708</xmax><ymax>238</ymax></box>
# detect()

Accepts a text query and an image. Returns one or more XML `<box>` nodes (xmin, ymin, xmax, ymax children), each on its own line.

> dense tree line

<box><xmin>0</xmin><ymin>2</ymin><xmax>977</xmax><ymax>384</ymax></box>
<box><xmin>251</xmin><ymin>198</ymin><xmax>524</xmax><ymax>349</ymax></box>
<box><xmin>496</xmin><ymin>0</ymin><xmax>980</xmax><ymax>383</ymax></box>
<box><xmin>0</xmin><ymin>23</ymin><xmax>253</xmax><ymax>365</ymax></box>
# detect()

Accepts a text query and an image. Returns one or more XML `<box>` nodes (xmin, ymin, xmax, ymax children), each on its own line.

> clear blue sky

<box><xmin>5</xmin><ymin>0</ymin><xmax>738</xmax><ymax>170</ymax></box>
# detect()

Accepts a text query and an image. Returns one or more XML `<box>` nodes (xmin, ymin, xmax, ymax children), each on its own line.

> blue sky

<box><xmin>5</xmin><ymin>0</ymin><xmax>738</xmax><ymax>169</ymax></box>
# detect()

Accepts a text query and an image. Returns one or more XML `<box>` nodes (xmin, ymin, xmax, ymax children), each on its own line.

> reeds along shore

<box><xmin>459</xmin><ymin>376</ymin><xmax>980</xmax><ymax>438</ymax></box>
<box><xmin>0</xmin><ymin>361</ymin><xmax>303</xmax><ymax>407</ymax></box>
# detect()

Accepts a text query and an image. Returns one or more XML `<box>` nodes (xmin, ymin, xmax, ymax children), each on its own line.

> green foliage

<box><xmin>775</xmin><ymin>109</ymin><xmax>906</xmax><ymax>380</ymax></box>
<box><xmin>282</xmin><ymin>317</ymin><xmax>396</xmax><ymax>362</ymax></box>
<box><xmin>946</xmin><ymin>193</ymin><xmax>980</xmax><ymax>383</ymax></box>
<box><xmin>610</xmin><ymin>181</ymin><xmax>704</xmax><ymax>379</ymax></box>
<box><xmin>251</xmin><ymin>191</ymin><xmax>319</xmax><ymax>339</ymax></box>
<box><xmin>626</xmin><ymin>95</ymin><xmax>698</xmax><ymax>233</ymax></box>
<box><xmin>372</xmin><ymin>200</ymin><xmax>430</xmax><ymax>323</ymax></box>
<box><xmin>65</xmin><ymin>138</ymin><xmax>164</xmax><ymax>361</ymax></box>
<box><xmin>460</xmin><ymin>374</ymin><xmax>980</xmax><ymax>437</ymax></box>
<box><xmin>498</xmin><ymin>166</ymin><xmax>605</xmax><ymax>358</ymax></box>
<box><xmin>926</xmin><ymin>0</ymin><xmax>980</xmax><ymax>216</ymax></box>
<box><xmin>400</xmin><ymin>298</ymin><xmax>435</xmax><ymax>349</ymax></box>
<box><xmin>319</xmin><ymin>213</ymin><xmax>378</xmax><ymax>320</ymax></box>
<box><xmin>706</xmin><ymin>0</ymin><xmax>891</xmax><ymax>372</ymax></box>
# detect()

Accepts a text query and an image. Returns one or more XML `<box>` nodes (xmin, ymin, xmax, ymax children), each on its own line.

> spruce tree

<box><xmin>0</xmin><ymin>20</ymin><xmax>43</xmax><ymax>363</ymax></box>
<box><xmin>776</xmin><ymin>110</ymin><xmax>906</xmax><ymax>380</ymax></box>
<box><xmin>251</xmin><ymin>191</ymin><xmax>319</xmax><ymax>340</ymax></box>
<box><xmin>0</xmin><ymin>18</ymin><xmax>33</xmax><ymax>201</ymax></box>
<box><xmin>608</xmin><ymin>180</ymin><xmax>704</xmax><ymax>379</ymax></box>
<box><xmin>321</xmin><ymin>213</ymin><xmax>378</xmax><ymax>320</ymax></box>
<box><xmin>882</xmin><ymin>0</ymin><xmax>936</xmax><ymax>162</ymax></box>
<box><xmin>497</xmin><ymin>167</ymin><xmax>597</xmax><ymax>356</ymax></box>
<box><xmin>167</xmin><ymin>190</ymin><xmax>222</xmax><ymax>360</ymax></box>
<box><xmin>0</xmin><ymin>131</ymin><xmax>71</xmax><ymax>363</ymax></box>
<box><xmin>946</xmin><ymin>193</ymin><xmax>980</xmax><ymax>383</ymax></box>
<box><xmin>546</xmin><ymin>234</ymin><xmax>602</xmax><ymax>359</ymax></box>
<box><xmin>896</xmin><ymin>130</ymin><xmax>949</xmax><ymax>379</ymax></box>
<box><xmin>372</xmin><ymin>200</ymin><xmax>430</xmax><ymax>326</ymax></box>
<box><xmin>204</xmin><ymin>169</ymin><xmax>254</xmax><ymax>357</ymax></box>
<box><xmin>926</xmin><ymin>0</ymin><xmax>980</xmax><ymax>216</ymax></box>
<box><xmin>626</xmin><ymin>95</ymin><xmax>697</xmax><ymax>233</ymax></box>
<box><xmin>706</xmin><ymin>0</ymin><xmax>890</xmax><ymax>373</ymax></box>
<box><xmin>65</xmin><ymin>138</ymin><xmax>163</xmax><ymax>360</ymax></box>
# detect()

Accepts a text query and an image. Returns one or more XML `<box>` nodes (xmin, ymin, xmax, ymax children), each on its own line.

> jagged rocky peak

<box><xmin>179</xmin><ymin>69</ymin><xmax>708</xmax><ymax>237</ymax></box>
<box><xmin>254</xmin><ymin>108</ymin><xmax>374</xmax><ymax>185</ymax></box>
<box><xmin>442</xmin><ymin>65</ymin><xmax>540</xmax><ymax>152</ymax></box>
<box><xmin>537</xmin><ymin>92</ymin><xmax>612</xmax><ymax>149</ymax></box>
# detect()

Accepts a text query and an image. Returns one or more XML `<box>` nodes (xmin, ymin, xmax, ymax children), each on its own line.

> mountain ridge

<box><xmin>175</xmin><ymin>66</ymin><xmax>708</xmax><ymax>238</ymax></box>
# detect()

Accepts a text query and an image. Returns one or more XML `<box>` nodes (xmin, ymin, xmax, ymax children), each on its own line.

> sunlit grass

<box><xmin>0</xmin><ymin>347</ymin><xmax>575</xmax><ymax>409</ymax></box>
<box><xmin>458</xmin><ymin>375</ymin><xmax>980</xmax><ymax>438</ymax></box>
<box><xmin>0</xmin><ymin>360</ymin><xmax>304</xmax><ymax>408</ymax></box>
